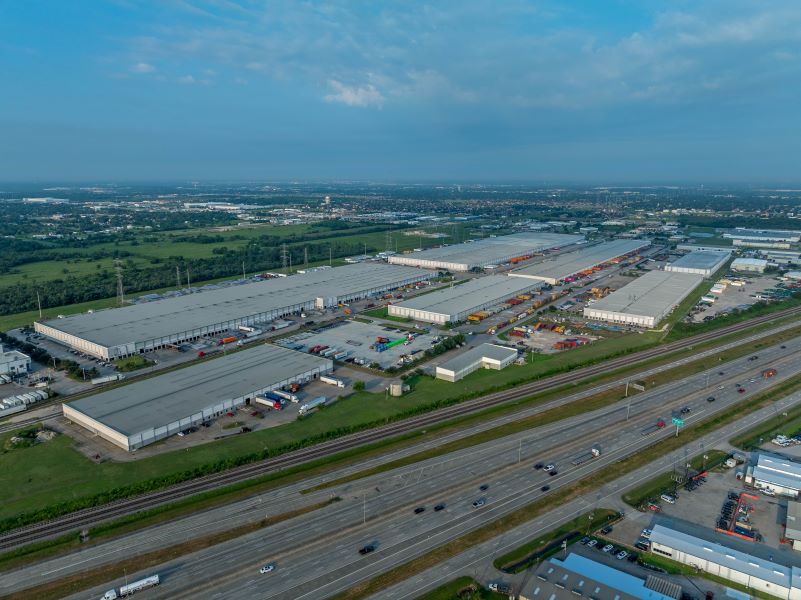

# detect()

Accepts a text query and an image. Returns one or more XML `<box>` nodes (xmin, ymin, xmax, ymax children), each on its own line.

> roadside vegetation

<box><xmin>416</xmin><ymin>577</ymin><xmax>507</xmax><ymax>600</ymax></box>
<box><xmin>112</xmin><ymin>355</ymin><xmax>155</xmax><ymax>372</ymax></box>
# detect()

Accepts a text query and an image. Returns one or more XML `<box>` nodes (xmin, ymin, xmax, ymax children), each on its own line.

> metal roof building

<box><xmin>387</xmin><ymin>275</ymin><xmax>542</xmax><ymax>324</ymax></box>
<box><xmin>521</xmin><ymin>553</ymin><xmax>681</xmax><ymax>600</ymax></box>
<box><xmin>723</xmin><ymin>228</ymin><xmax>801</xmax><ymax>243</ymax></box>
<box><xmin>583</xmin><ymin>270</ymin><xmax>703</xmax><ymax>328</ymax></box>
<box><xmin>35</xmin><ymin>263</ymin><xmax>432</xmax><ymax>359</ymax></box>
<box><xmin>435</xmin><ymin>343</ymin><xmax>517</xmax><ymax>382</ymax></box>
<box><xmin>62</xmin><ymin>344</ymin><xmax>333</xmax><ymax>451</ymax></box>
<box><xmin>387</xmin><ymin>232</ymin><xmax>584</xmax><ymax>271</ymax></box>
<box><xmin>744</xmin><ymin>453</ymin><xmax>801</xmax><ymax>498</ymax></box>
<box><xmin>731</xmin><ymin>258</ymin><xmax>769</xmax><ymax>273</ymax></box>
<box><xmin>509</xmin><ymin>239</ymin><xmax>650</xmax><ymax>284</ymax></box>
<box><xmin>664</xmin><ymin>250</ymin><xmax>731</xmax><ymax>277</ymax></box>
<box><xmin>648</xmin><ymin>524</ymin><xmax>801</xmax><ymax>599</ymax></box>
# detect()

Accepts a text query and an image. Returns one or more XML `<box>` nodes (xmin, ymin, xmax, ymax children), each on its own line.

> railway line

<box><xmin>1</xmin><ymin>305</ymin><xmax>800</xmax><ymax>551</ymax></box>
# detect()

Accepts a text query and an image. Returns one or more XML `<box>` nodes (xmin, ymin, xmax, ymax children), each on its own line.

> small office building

<box><xmin>0</xmin><ymin>345</ymin><xmax>31</xmax><ymax>376</ymax></box>
<box><xmin>435</xmin><ymin>344</ymin><xmax>518</xmax><ymax>382</ymax></box>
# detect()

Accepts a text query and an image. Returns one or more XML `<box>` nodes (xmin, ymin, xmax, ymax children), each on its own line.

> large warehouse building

<box><xmin>583</xmin><ymin>270</ymin><xmax>703</xmax><ymax>328</ymax></box>
<box><xmin>649</xmin><ymin>525</ymin><xmax>801</xmax><ymax>600</ymax></box>
<box><xmin>723</xmin><ymin>228</ymin><xmax>801</xmax><ymax>244</ymax></box>
<box><xmin>664</xmin><ymin>250</ymin><xmax>730</xmax><ymax>277</ymax></box>
<box><xmin>387</xmin><ymin>232</ymin><xmax>583</xmax><ymax>271</ymax></box>
<box><xmin>35</xmin><ymin>263</ymin><xmax>432</xmax><ymax>359</ymax></box>
<box><xmin>509</xmin><ymin>239</ymin><xmax>650</xmax><ymax>284</ymax></box>
<box><xmin>388</xmin><ymin>275</ymin><xmax>541</xmax><ymax>324</ymax></box>
<box><xmin>63</xmin><ymin>344</ymin><xmax>333</xmax><ymax>451</ymax></box>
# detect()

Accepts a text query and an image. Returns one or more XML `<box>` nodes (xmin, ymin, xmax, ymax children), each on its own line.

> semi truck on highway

<box><xmin>100</xmin><ymin>574</ymin><xmax>159</xmax><ymax>599</ymax></box>
<box><xmin>641</xmin><ymin>419</ymin><xmax>666</xmax><ymax>436</ymax></box>
<box><xmin>320</xmin><ymin>375</ymin><xmax>345</xmax><ymax>388</ymax></box>
<box><xmin>571</xmin><ymin>446</ymin><xmax>601</xmax><ymax>465</ymax></box>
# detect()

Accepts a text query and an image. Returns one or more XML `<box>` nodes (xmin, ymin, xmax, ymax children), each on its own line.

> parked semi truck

<box><xmin>320</xmin><ymin>375</ymin><xmax>345</xmax><ymax>388</ymax></box>
<box><xmin>571</xmin><ymin>446</ymin><xmax>601</xmax><ymax>465</ymax></box>
<box><xmin>255</xmin><ymin>396</ymin><xmax>283</xmax><ymax>410</ymax></box>
<box><xmin>299</xmin><ymin>396</ymin><xmax>327</xmax><ymax>416</ymax></box>
<box><xmin>101</xmin><ymin>574</ymin><xmax>160</xmax><ymax>599</ymax></box>
<box><xmin>272</xmin><ymin>389</ymin><xmax>299</xmax><ymax>403</ymax></box>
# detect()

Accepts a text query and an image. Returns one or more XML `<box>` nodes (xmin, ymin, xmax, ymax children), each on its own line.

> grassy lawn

<box><xmin>493</xmin><ymin>508</ymin><xmax>618</xmax><ymax>573</ymax></box>
<box><xmin>112</xmin><ymin>355</ymin><xmax>155</xmax><ymax>372</ymax></box>
<box><xmin>621</xmin><ymin>450</ymin><xmax>728</xmax><ymax>508</ymax></box>
<box><xmin>362</xmin><ymin>306</ymin><xmax>412</xmax><ymax>322</ymax></box>
<box><xmin>730</xmin><ymin>400</ymin><xmax>801</xmax><ymax>449</ymax></box>
<box><xmin>416</xmin><ymin>577</ymin><xmax>506</xmax><ymax>600</ymax></box>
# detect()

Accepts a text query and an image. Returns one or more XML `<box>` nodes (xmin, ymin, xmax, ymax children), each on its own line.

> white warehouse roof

<box><xmin>388</xmin><ymin>275</ymin><xmax>541</xmax><ymax>323</ymax></box>
<box><xmin>35</xmin><ymin>263</ymin><xmax>431</xmax><ymax>358</ymax></box>
<box><xmin>64</xmin><ymin>344</ymin><xmax>332</xmax><ymax>450</ymax></box>
<box><xmin>664</xmin><ymin>250</ymin><xmax>730</xmax><ymax>276</ymax></box>
<box><xmin>584</xmin><ymin>270</ymin><xmax>703</xmax><ymax>328</ymax></box>
<box><xmin>509</xmin><ymin>239</ymin><xmax>650</xmax><ymax>284</ymax></box>
<box><xmin>723</xmin><ymin>228</ymin><xmax>801</xmax><ymax>243</ymax></box>
<box><xmin>436</xmin><ymin>343</ymin><xmax>517</xmax><ymax>381</ymax></box>
<box><xmin>387</xmin><ymin>232</ymin><xmax>584</xmax><ymax>271</ymax></box>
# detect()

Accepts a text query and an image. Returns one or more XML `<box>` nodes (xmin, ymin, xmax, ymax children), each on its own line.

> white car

<box><xmin>660</xmin><ymin>493</ymin><xmax>676</xmax><ymax>504</ymax></box>
<box><xmin>601</xmin><ymin>544</ymin><xmax>614</xmax><ymax>553</ymax></box>
<box><xmin>641</xmin><ymin>528</ymin><xmax>652</xmax><ymax>538</ymax></box>
<box><xmin>616</xmin><ymin>550</ymin><xmax>628</xmax><ymax>560</ymax></box>
<box><xmin>472</xmin><ymin>498</ymin><xmax>486</xmax><ymax>508</ymax></box>
<box><xmin>259</xmin><ymin>563</ymin><xmax>275</xmax><ymax>574</ymax></box>
<box><xmin>543</xmin><ymin>463</ymin><xmax>556</xmax><ymax>472</ymax></box>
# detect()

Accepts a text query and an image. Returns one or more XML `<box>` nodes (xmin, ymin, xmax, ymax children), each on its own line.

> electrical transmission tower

<box><xmin>115</xmin><ymin>260</ymin><xmax>125</xmax><ymax>306</ymax></box>
<box><xmin>281</xmin><ymin>243</ymin><xmax>289</xmax><ymax>270</ymax></box>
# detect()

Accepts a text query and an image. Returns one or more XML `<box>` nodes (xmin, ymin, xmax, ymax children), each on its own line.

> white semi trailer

<box><xmin>100</xmin><ymin>574</ymin><xmax>160</xmax><ymax>599</ymax></box>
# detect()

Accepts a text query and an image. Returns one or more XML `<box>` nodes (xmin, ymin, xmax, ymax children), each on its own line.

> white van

<box><xmin>660</xmin><ymin>494</ymin><xmax>676</xmax><ymax>504</ymax></box>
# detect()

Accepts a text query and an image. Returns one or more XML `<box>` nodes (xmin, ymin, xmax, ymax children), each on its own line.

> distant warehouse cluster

<box><xmin>387</xmin><ymin>232</ymin><xmax>583</xmax><ymax>271</ymax></box>
<box><xmin>583</xmin><ymin>270</ymin><xmax>704</xmax><ymax>328</ymax></box>
<box><xmin>34</xmin><ymin>263</ymin><xmax>433</xmax><ymax>360</ymax></box>
<box><xmin>508</xmin><ymin>239</ymin><xmax>650</xmax><ymax>285</ymax></box>
<box><xmin>63</xmin><ymin>344</ymin><xmax>332</xmax><ymax>451</ymax></box>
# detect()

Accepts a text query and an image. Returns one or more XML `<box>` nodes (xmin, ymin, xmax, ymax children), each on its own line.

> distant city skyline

<box><xmin>1</xmin><ymin>1</ymin><xmax>800</xmax><ymax>182</ymax></box>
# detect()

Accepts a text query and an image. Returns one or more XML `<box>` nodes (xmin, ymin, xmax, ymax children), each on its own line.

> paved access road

<box><xmin>47</xmin><ymin>335</ymin><xmax>801</xmax><ymax>600</ymax></box>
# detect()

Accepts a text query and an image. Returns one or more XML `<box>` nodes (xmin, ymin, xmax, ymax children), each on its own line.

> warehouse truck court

<box><xmin>34</xmin><ymin>263</ymin><xmax>432</xmax><ymax>360</ymax></box>
<box><xmin>62</xmin><ymin>344</ymin><xmax>333</xmax><ymax>451</ymax></box>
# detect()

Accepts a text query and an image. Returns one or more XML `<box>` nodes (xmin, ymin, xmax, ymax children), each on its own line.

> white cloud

<box><xmin>178</xmin><ymin>74</ymin><xmax>196</xmax><ymax>84</ymax></box>
<box><xmin>131</xmin><ymin>62</ymin><xmax>155</xmax><ymax>73</ymax></box>
<box><xmin>324</xmin><ymin>80</ymin><xmax>384</xmax><ymax>108</ymax></box>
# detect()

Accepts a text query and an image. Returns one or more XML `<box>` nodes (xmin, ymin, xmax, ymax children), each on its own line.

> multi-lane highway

<box><xmin>5</xmin><ymin>331</ymin><xmax>797</xmax><ymax>599</ymax></box>
<box><xmin>3</xmin><ymin>308</ymin><xmax>800</xmax><ymax>553</ymax></box>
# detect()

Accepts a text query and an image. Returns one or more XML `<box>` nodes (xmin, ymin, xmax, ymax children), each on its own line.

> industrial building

<box><xmin>0</xmin><ymin>345</ymin><xmax>30</xmax><ymax>376</ymax></box>
<box><xmin>723</xmin><ymin>228</ymin><xmax>801</xmax><ymax>243</ymax></box>
<box><xmin>583</xmin><ymin>270</ymin><xmax>703</xmax><ymax>328</ymax></box>
<box><xmin>435</xmin><ymin>343</ymin><xmax>517</xmax><ymax>382</ymax></box>
<box><xmin>63</xmin><ymin>344</ymin><xmax>333</xmax><ymax>451</ymax></box>
<box><xmin>648</xmin><ymin>524</ymin><xmax>801</xmax><ymax>599</ymax></box>
<box><xmin>762</xmin><ymin>251</ymin><xmax>801</xmax><ymax>265</ymax></box>
<box><xmin>521</xmin><ymin>553</ymin><xmax>681</xmax><ymax>600</ymax></box>
<box><xmin>509</xmin><ymin>239</ymin><xmax>650</xmax><ymax>284</ymax></box>
<box><xmin>664</xmin><ymin>250</ymin><xmax>730</xmax><ymax>277</ymax></box>
<box><xmin>387</xmin><ymin>232</ymin><xmax>583</xmax><ymax>271</ymax></box>
<box><xmin>731</xmin><ymin>258</ymin><xmax>769</xmax><ymax>273</ymax></box>
<box><xmin>388</xmin><ymin>275</ymin><xmax>541</xmax><ymax>324</ymax></box>
<box><xmin>784</xmin><ymin>501</ymin><xmax>801</xmax><ymax>551</ymax></box>
<box><xmin>35</xmin><ymin>263</ymin><xmax>432</xmax><ymax>360</ymax></box>
<box><xmin>744</xmin><ymin>454</ymin><xmax>801</xmax><ymax>497</ymax></box>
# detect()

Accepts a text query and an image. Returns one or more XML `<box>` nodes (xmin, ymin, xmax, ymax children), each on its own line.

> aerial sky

<box><xmin>1</xmin><ymin>0</ymin><xmax>800</xmax><ymax>182</ymax></box>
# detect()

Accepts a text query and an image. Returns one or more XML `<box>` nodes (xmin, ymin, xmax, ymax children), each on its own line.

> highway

<box><xmin>5</xmin><ymin>332</ymin><xmax>793</xmax><ymax>599</ymax></box>
<box><xmin>3</xmin><ymin>307</ymin><xmax>800</xmax><ymax>552</ymax></box>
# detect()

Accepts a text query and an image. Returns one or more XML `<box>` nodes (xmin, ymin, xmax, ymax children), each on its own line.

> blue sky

<box><xmin>1</xmin><ymin>0</ymin><xmax>800</xmax><ymax>182</ymax></box>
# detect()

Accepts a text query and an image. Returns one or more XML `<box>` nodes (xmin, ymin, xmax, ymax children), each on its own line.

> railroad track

<box><xmin>2</xmin><ymin>305</ymin><xmax>801</xmax><ymax>550</ymax></box>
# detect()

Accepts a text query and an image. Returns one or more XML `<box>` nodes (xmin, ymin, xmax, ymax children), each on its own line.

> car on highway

<box><xmin>680</xmin><ymin>406</ymin><xmax>691</xmax><ymax>414</ymax></box>
<box><xmin>359</xmin><ymin>544</ymin><xmax>376</xmax><ymax>555</ymax></box>
<box><xmin>718</xmin><ymin>371</ymin><xmax>725</xmax><ymax>376</ymax></box>
<box><xmin>706</xmin><ymin>396</ymin><xmax>715</xmax><ymax>402</ymax></box>
<box><xmin>549</xmin><ymin>469</ymin><xmax>558</xmax><ymax>476</ymax></box>
<box><xmin>434</xmin><ymin>503</ymin><xmax>446</xmax><ymax>512</ymax></box>
<box><xmin>533</xmin><ymin>463</ymin><xmax>544</xmax><ymax>470</ymax></box>
<box><xmin>543</xmin><ymin>463</ymin><xmax>556</xmax><ymax>472</ymax></box>
<box><xmin>414</xmin><ymin>507</ymin><xmax>425</xmax><ymax>514</ymax></box>
<box><xmin>259</xmin><ymin>563</ymin><xmax>275</xmax><ymax>574</ymax></box>
<box><xmin>749</xmin><ymin>355</ymin><xmax>759</xmax><ymax>361</ymax></box>
<box><xmin>472</xmin><ymin>498</ymin><xmax>486</xmax><ymax>508</ymax></box>
<box><xmin>616</xmin><ymin>550</ymin><xmax>628</xmax><ymax>560</ymax></box>
<box><xmin>738</xmin><ymin>387</ymin><xmax>746</xmax><ymax>393</ymax></box>
<box><xmin>541</xmin><ymin>485</ymin><xmax>550</xmax><ymax>492</ymax></box>
<box><xmin>479</xmin><ymin>484</ymin><xmax>489</xmax><ymax>491</ymax></box>
<box><xmin>602</xmin><ymin>544</ymin><xmax>614</xmax><ymax>553</ymax></box>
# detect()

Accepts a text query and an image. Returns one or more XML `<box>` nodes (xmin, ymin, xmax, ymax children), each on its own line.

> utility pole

<box><xmin>176</xmin><ymin>266</ymin><xmax>181</xmax><ymax>289</ymax></box>
<box><xmin>329</xmin><ymin>246</ymin><xmax>332</xmax><ymax>266</ymax></box>
<box><xmin>242</xmin><ymin>260</ymin><xmax>246</xmax><ymax>281</ymax></box>
<box><xmin>304</xmin><ymin>247</ymin><xmax>308</xmax><ymax>268</ymax></box>
<box><xmin>186</xmin><ymin>268</ymin><xmax>191</xmax><ymax>292</ymax></box>
<box><xmin>281</xmin><ymin>244</ymin><xmax>288</xmax><ymax>271</ymax></box>
<box><xmin>115</xmin><ymin>260</ymin><xmax>125</xmax><ymax>306</ymax></box>
<box><xmin>36</xmin><ymin>290</ymin><xmax>42</xmax><ymax>319</ymax></box>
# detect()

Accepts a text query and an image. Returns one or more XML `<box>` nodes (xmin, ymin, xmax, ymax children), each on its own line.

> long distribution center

<box><xmin>63</xmin><ymin>344</ymin><xmax>333</xmax><ymax>451</ymax></box>
<box><xmin>387</xmin><ymin>232</ymin><xmax>583</xmax><ymax>271</ymax></box>
<box><xmin>34</xmin><ymin>263</ymin><xmax>433</xmax><ymax>359</ymax></box>
<box><xmin>583</xmin><ymin>270</ymin><xmax>704</xmax><ymax>328</ymax></box>
<box><xmin>508</xmin><ymin>239</ymin><xmax>650</xmax><ymax>285</ymax></box>
<box><xmin>664</xmin><ymin>250</ymin><xmax>730</xmax><ymax>277</ymax></box>
<box><xmin>388</xmin><ymin>275</ymin><xmax>542</xmax><ymax>324</ymax></box>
